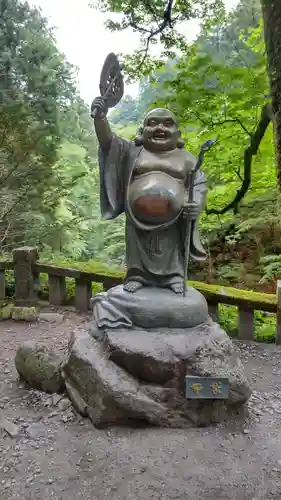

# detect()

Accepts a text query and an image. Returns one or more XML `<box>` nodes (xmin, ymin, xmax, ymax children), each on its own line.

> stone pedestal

<box><xmin>63</xmin><ymin>318</ymin><xmax>251</xmax><ymax>428</ymax></box>
<box><xmin>91</xmin><ymin>285</ymin><xmax>209</xmax><ymax>329</ymax></box>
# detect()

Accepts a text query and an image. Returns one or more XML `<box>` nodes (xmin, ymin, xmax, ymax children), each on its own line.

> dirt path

<box><xmin>1</xmin><ymin>311</ymin><xmax>281</xmax><ymax>500</ymax></box>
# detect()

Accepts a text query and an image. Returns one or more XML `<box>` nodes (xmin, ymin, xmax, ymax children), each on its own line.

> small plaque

<box><xmin>185</xmin><ymin>376</ymin><xmax>229</xmax><ymax>400</ymax></box>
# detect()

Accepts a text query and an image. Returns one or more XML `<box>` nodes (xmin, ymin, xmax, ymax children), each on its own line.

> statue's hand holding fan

<box><xmin>91</xmin><ymin>53</ymin><xmax>124</xmax><ymax>118</ymax></box>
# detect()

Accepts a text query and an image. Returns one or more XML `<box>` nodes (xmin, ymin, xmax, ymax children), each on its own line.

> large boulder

<box><xmin>63</xmin><ymin>319</ymin><xmax>251</xmax><ymax>428</ymax></box>
<box><xmin>15</xmin><ymin>341</ymin><xmax>65</xmax><ymax>393</ymax></box>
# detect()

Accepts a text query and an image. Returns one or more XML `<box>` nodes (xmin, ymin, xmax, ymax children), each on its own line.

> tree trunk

<box><xmin>261</xmin><ymin>0</ymin><xmax>281</xmax><ymax>191</ymax></box>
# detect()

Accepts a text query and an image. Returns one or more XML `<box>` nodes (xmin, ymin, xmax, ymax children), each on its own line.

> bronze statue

<box><xmin>89</xmin><ymin>53</ymin><xmax>215</xmax><ymax>330</ymax></box>
<box><xmin>91</xmin><ymin>98</ymin><xmax>207</xmax><ymax>295</ymax></box>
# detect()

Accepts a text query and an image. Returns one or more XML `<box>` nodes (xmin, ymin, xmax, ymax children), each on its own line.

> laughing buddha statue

<box><xmin>90</xmin><ymin>96</ymin><xmax>209</xmax><ymax>330</ymax></box>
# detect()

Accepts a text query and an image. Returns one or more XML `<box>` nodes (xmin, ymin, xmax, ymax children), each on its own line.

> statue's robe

<box><xmin>99</xmin><ymin>133</ymin><xmax>207</xmax><ymax>288</ymax></box>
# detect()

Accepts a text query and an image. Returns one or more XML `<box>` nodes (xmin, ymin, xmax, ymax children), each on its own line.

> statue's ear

<box><xmin>135</xmin><ymin>126</ymin><xmax>144</xmax><ymax>146</ymax></box>
<box><xmin>177</xmin><ymin>130</ymin><xmax>185</xmax><ymax>149</ymax></box>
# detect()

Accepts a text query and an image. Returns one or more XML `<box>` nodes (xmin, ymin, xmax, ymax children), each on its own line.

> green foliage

<box><xmin>215</xmin><ymin>263</ymin><xmax>247</xmax><ymax>283</ymax></box>
<box><xmin>38</xmin><ymin>255</ymin><xmax>124</xmax><ymax>277</ymax></box>
<box><xmin>0</xmin><ymin>0</ymin><xmax>83</xmax><ymax>251</ymax></box>
<box><xmin>197</xmin><ymin>0</ymin><xmax>261</xmax><ymax>65</ymax></box>
<box><xmin>259</xmin><ymin>255</ymin><xmax>281</xmax><ymax>283</ymax></box>
<box><xmin>108</xmin><ymin>10</ymin><xmax>275</xmax><ymax>271</ymax></box>
<box><xmin>110</xmin><ymin>95</ymin><xmax>140</xmax><ymax>125</ymax></box>
<box><xmin>150</xmin><ymin>20</ymin><xmax>275</xmax><ymax>241</ymax></box>
<box><xmin>91</xmin><ymin>0</ymin><xmax>225</xmax><ymax>78</ymax></box>
<box><xmin>218</xmin><ymin>305</ymin><xmax>276</xmax><ymax>342</ymax></box>
<box><xmin>0</xmin><ymin>0</ymin><xmax>103</xmax><ymax>262</ymax></box>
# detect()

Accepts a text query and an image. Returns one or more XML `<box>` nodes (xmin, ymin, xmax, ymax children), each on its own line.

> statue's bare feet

<box><xmin>123</xmin><ymin>281</ymin><xmax>143</xmax><ymax>293</ymax></box>
<box><xmin>170</xmin><ymin>282</ymin><xmax>184</xmax><ymax>294</ymax></box>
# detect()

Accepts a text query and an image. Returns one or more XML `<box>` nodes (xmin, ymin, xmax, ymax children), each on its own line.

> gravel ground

<box><xmin>1</xmin><ymin>310</ymin><xmax>281</xmax><ymax>500</ymax></box>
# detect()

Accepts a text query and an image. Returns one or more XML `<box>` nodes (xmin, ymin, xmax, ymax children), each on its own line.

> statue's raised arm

<box><xmin>91</xmin><ymin>93</ymin><xmax>137</xmax><ymax>221</ymax></box>
<box><xmin>91</xmin><ymin>96</ymin><xmax>113</xmax><ymax>151</ymax></box>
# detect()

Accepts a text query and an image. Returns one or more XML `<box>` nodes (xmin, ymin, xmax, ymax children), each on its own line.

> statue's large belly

<box><xmin>127</xmin><ymin>171</ymin><xmax>184</xmax><ymax>225</ymax></box>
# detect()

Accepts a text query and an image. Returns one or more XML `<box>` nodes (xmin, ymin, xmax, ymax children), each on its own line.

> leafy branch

<box><xmin>194</xmin><ymin>112</ymin><xmax>252</xmax><ymax>137</ymax></box>
<box><xmin>129</xmin><ymin>0</ymin><xmax>175</xmax><ymax>73</ymax></box>
<box><xmin>205</xmin><ymin>103</ymin><xmax>273</xmax><ymax>215</ymax></box>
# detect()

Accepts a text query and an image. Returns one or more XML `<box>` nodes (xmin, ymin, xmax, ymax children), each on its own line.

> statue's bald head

<box><xmin>143</xmin><ymin>108</ymin><xmax>178</xmax><ymax>127</ymax></box>
<box><xmin>138</xmin><ymin>107</ymin><xmax>181</xmax><ymax>152</ymax></box>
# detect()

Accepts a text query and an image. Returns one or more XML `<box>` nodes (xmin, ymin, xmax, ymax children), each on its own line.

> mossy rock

<box><xmin>12</xmin><ymin>306</ymin><xmax>38</xmax><ymax>322</ymax></box>
<box><xmin>15</xmin><ymin>341</ymin><xmax>65</xmax><ymax>393</ymax></box>
<box><xmin>0</xmin><ymin>303</ymin><xmax>14</xmax><ymax>320</ymax></box>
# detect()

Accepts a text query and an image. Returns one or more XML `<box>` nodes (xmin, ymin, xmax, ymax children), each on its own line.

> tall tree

<box><xmin>197</xmin><ymin>0</ymin><xmax>261</xmax><ymax>64</ymax></box>
<box><xmin>260</xmin><ymin>0</ymin><xmax>281</xmax><ymax>191</ymax></box>
<box><xmin>110</xmin><ymin>95</ymin><xmax>140</xmax><ymax>124</ymax></box>
<box><xmin>0</xmin><ymin>0</ymin><xmax>77</xmax><ymax>248</ymax></box>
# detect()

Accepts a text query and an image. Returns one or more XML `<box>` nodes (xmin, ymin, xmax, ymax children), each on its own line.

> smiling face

<box><xmin>142</xmin><ymin>108</ymin><xmax>180</xmax><ymax>152</ymax></box>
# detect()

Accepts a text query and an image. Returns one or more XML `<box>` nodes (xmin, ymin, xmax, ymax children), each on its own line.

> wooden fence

<box><xmin>1</xmin><ymin>247</ymin><xmax>281</xmax><ymax>344</ymax></box>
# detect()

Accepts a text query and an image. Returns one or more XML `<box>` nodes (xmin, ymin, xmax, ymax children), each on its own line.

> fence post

<box><xmin>276</xmin><ymin>280</ymin><xmax>281</xmax><ymax>345</ymax></box>
<box><xmin>208</xmin><ymin>302</ymin><xmax>219</xmax><ymax>322</ymax></box>
<box><xmin>13</xmin><ymin>247</ymin><xmax>39</xmax><ymax>307</ymax></box>
<box><xmin>238</xmin><ymin>305</ymin><xmax>254</xmax><ymax>341</ymax></box>
<box><xmin>49</xmin><ymin>276</ymin><xmax>67</xmax><ymax>306</ymax></box>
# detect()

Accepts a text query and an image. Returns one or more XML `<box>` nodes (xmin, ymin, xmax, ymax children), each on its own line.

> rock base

<box><xmin>63</xmin><ymin>319</ymin><xmax>251</xmax><ymax>428</ymax></box>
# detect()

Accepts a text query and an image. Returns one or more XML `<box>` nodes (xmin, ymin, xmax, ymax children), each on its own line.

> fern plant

<box><xmin>259</xmin><ymin>254</ymin><xmax>281</xmax><ymax>283</ymax></box>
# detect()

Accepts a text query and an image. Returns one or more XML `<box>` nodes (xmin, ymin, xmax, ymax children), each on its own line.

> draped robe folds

<box><xmin>98</xmin><ymin>133</ymin><xmax>207</xmax><ymax>288</ymax></box>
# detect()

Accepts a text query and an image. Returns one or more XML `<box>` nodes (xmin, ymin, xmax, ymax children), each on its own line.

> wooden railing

<box><xmin>0</xmin><ymin>247</ymin><xmax>280</xmax><ymax>344</ymax></box>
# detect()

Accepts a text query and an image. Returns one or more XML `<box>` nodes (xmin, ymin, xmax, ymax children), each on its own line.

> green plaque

<box><xmin>185</xmin><ymin>376</ymin><xmax>229</xmax><ymax>400</ymax></box>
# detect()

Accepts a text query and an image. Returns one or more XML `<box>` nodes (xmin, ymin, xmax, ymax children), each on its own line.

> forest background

<box><xmin>0</xmin><ymin>0</ymin><xmax>279</xmax><ymax>339</ymax></box>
